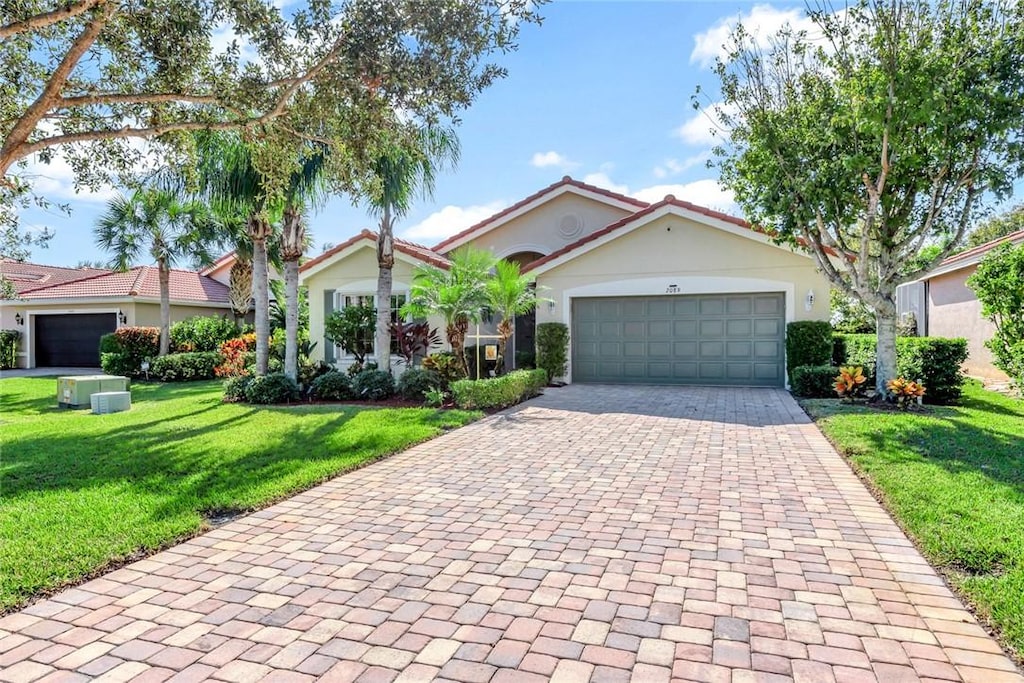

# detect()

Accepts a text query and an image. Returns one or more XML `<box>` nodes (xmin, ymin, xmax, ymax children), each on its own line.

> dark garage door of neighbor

<box><xmin>572</xmin><ymin>293</ymin><xmax>786</xmax><ymax>386</ymax></box>
<box><xmin>34</xmin><ymin>313</ymin><xmax>116</xmax><ymax>367</ymax></box>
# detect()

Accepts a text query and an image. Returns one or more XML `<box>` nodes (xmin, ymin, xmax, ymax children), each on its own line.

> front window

<box><xmin>333</xmin><ymin>293</ymin><xmax>407</xmax><ymax>357</ymax></box>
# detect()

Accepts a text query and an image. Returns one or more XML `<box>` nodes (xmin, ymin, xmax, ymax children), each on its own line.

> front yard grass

<box><xmin>802</xmin><ymin>381</ymin><xmax>1024</xmax><ymax>658</ymax></box>
<box><xmin>0</xmin><ymin>377</ymin><xmax>480</xmax><ymax>611</ymax></box>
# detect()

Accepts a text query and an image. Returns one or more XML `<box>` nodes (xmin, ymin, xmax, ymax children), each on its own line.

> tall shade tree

<box><xmin>94</xmin><ymin>189</ymin><xmax>217</xmax><ymax>355</ymax></box>
<box><xmin>402</xmin><ymin>246</ymin><xmax>495</xmax><ymax>377</ymax></box>
<box><xmin>703</xmin><ymin>0</ymin><xmax>1024</xmax><ymax>394</ymax></box>
<box><xmin>367</xmin><ymin>127</ymin><xmax>460</xmax><ymax>372</ymax></box>
<box><xmin>485</xmin><ymin>260</ymin><xmax>546</xmax><ymax>374</ymax></box>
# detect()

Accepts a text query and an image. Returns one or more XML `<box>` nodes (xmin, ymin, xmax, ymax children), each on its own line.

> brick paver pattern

<box><xmin>2</xmin><ymin>385</ymin><xmax>1021</xmax><ymax>683</ymax></box>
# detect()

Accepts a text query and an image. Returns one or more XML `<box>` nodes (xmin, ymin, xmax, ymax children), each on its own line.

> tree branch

<box><xmin>56</xmin><ymin>92</ymin><xmax>220</xmax><ymax>108</ymax></box>
<box><xmin>0</xmin><ymin>0</ymin><xmax>105</xmax><ymax>40</ymax></box>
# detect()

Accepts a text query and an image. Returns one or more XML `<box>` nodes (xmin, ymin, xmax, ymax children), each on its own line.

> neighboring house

<box><xmin>1</xmin><ymin>261</ymin><xmax>232</xmax><ymax>368</ymax></box>
<box><xmin>301</xmin><ymin>176</ymin><xmax>831</xmax><ymax>387</ymax></box>
<box><xmin>897</xmin><ymin>229</ymin><xmax>1024</xmax><ymax>380</ymax></box>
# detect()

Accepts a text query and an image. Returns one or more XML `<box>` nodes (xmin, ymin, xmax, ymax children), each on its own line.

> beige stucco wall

<box><xmin>451</xmin><ymin>192</ymin><xmax>634</xmax><ymax>259</ymax></box>
<box><xmin>301</xmin><ymin>244</ymin><xmax>447</xmax><ymax>368</ymax></box>
<box><xmin>534</xmin><ymin>213</ymin><xmax>831</xmax><ymax>382</ymax></box>
<box><xmin>927</xmin><ymin>266</ymin><xmax>1006</xmax><ymax>380</ymax></box>
<box><xmin>132</xmin><ymin>302</ymin><xmax>233</xmax><ymax>328</ymax></box>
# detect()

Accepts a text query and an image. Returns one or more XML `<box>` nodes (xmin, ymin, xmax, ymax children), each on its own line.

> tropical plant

<box><xmin>94</xmin><ymin>189</ymin><xmax>219</xmax><ymax>355</ymax></box>
<box><xmin>390</xmin><ymin>320</ymin><xmax>442</xmax><ymax>366</ymax></box>
<box><xmin>967</xmin><ymin>241</ymin><xmax>1024</xmax><ymax>387</ymax></box>
<box><xmin>402</xmin><ymin>246</ymin><xmax>495</xmax><ymax>376</ymax></box>
<box><xmin>703</xmin><ymin>0</ymin><xmax>1024</xmax><ymax>396</ymax></box>
<box><xmin>228</xmin><ymin>258</ymin><xmax>253</xmax><ymax>320</ymax></box>
<box><xmin>366</xmin><ymin>127</ymin><xmax>461</xmax><ymax>371</ymax></box>
<box><xmin>485</xmin><ymin>260</ymin><xmax>546</xmax><ymax>374</ymax></box>
<box><xmin>887</xmin><ymin>377</ymin><xmax>926</xmax><ymax>410</ymax></box>
<box><xmin>324</xmin><ymin>304</ymin><xmax>376</xmax><ymax>365</ymax></box>
<box><xmin>833</xmin><ymin>366</ymin><xmax>868</xmax><ymax>401</ymax></box>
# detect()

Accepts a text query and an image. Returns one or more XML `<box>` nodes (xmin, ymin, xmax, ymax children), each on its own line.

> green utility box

<box><xmin>58</xmin><ymin>375</ymin><xmax>130</xmax><ymax>408</ymax></box>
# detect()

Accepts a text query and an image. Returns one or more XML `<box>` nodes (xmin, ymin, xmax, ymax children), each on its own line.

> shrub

<box><xmin>421</xmin><ymin>352</ymin><xmax>466</xmax><ymax>388</ymax></box>
<box><xmin>536</xmin><ymin>323</ymin><xmax>568</xmax><ymax>382</ymax></box>
<box><xmin>222</xmin><ymin>375</ymin><xmax>252</xmax><ymax>402</ymax></box>
<box><xmin>244</xmin><ymin>373</ymin><xmax>299</xmax><ymax>404</ymax></box>
<box><xmin>450</xmin><ymin>368</ymin><xmax>547</xmax><ymax>409</ymax></box>
<box><xmin>324</xmin><ymin>304</ymin><xmax>375</xmax><ymax>364</ymax></box>
<box><xmin>149</xmin><ymin>352</ymin><xmax>220</xmax><ymax>382</ymax></box>
<box><xmin>352</xmin><ymin>368</ymin><xmax>395</xmax><ymax>401</ymax></box>
<box><xmin>833</xmin><ymin>334</ymin><xmax>968</xmax><ymax>404</ymax></box>
<box><xmin>833</xmin><ymin>366</ymin><xmax>868</xmax><ymax>401</ymax></box>
<box><xmin>397</xmin><ymin>368</ymin><xmax>442</xmax><ymax>401</ymax></box>
<box><xmin>215</xmin><ymin>334</ymin><xmax>256</xmax><ymax>377</ymax></box>
<box><xmin>98</xmin><ymin>333</ymin><xmax>119</xmax><ymax>354</ymax></box>
<box><xmin>298</xmin><ymin>359</ymin><xmax>333</xmax><ymax>389</ymax></box>
<box><xmin>392</xmin><ymin>320</ymin><xmax>441</xmax><ymax>366</ymax></box>
<box><xmin>170</xmin><ymin>316</ymin><xmax>240</xmax><ymax>352</ymax></box>
<box><xmin>310</xmin><ymin>371</ymin><xmax>353</xmax><ymax>400</ymax></box>
<box><xmin>786</xmin><ymin>321</ymin><xmax>834</xmax><ymax>381</ymax></box>
<box><xmin>791</xmin><ymin>365</ymin><xmax>839</xmax><ymax>398</ymax></box>
<box><xmin>100</xmin><ymin>352</ymin><xmax>138</xmax><ymax>377</ymax></box>
<box><xmin>515</xmin><ymin>348</ymin><xmax>535</xmax><ymax>369</ymax></box>
<box><xmin>99</xmin><ymin>326</ymin><xmax>160</xmax><ymax>377</ymax></box>
<box><xmin>887</xmin><ymin>377</ymin><xmax>926</xmax><ymax>409</ymax></box>
<box><xmin>0</xmin><ymin>329</ymin><xmax>19</xmax><ymax>370</ymax></box>
<box><xmin>967</xmin><ymin>242</ymin><xmax>1024</xmax><ymax>387</ymax></box>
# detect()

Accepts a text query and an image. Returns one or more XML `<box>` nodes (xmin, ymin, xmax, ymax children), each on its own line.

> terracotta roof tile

<box><xmin>19</xmin><ymin>266</ymin><xmax>230</xmax><ymax>303</ymax></box>
<box><xmin>938</xmin><ymin>229</ymin><xmax>1024</xmax><ymax>267</ymax></box>
<box><xmin>300</xmin><ymin>229</ymin><xmax>450</xmax><ymax>273</ymax></box>
<box><xmin>432</xmin><ymin>176</ymin><xmax>650</xmax><ymax>253</ymax></box>
<box><xmin>0</xmin><ymin>260</ymin><xmax>111</xmax><ymax>294</ymax></box>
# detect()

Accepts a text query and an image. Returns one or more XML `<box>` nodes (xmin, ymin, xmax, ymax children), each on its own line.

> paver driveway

<box><xmin>1</xmin><ymin>385</ymin><xmax>1020</xmax><ymax>683</ymax></box>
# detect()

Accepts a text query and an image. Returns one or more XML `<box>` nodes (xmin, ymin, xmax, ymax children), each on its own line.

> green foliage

<box><xmin>149</xmin><ymin>352</ymin><xmax>221</xmax><ymax>382</ymax></box>
<box><xmin>352</xmin><ymin>368</ymin><xmax>396</xmax><ymax>401</ymax></box>
<box><xmin>834</xmin><ymin>334</ymin><xmax>968</xmax><ymax>404</ymax></box>
<box><xmin>100</xmin><ymin>327</ymin><xmax>160</xmax><ymax>377</ymax></box>
<box><xmin>424</xmin><ymin>387</ymin><xmax>446</xmax><ymax>407</ymax></box>
<box><xmin>421</xmin><ymin>352</ymin><xmax>467</xmax><ymax>389</ymax></box>
<box><xmin>244</xmin><ymin>373</ymin><xmax>300</xmax><ymax>404</ymax></box>
<box><xmin>785</xmin><ymin>321</ymin><xmax>834</xmax><ymax>380</ymax></box>
<box><xmin>964</xmin><ymin>205</ymin><xmax>1024</xmax><ymax>250</ymax></box>
<box><xmin>450</xmin><ymin>369</ymin><xmax>547</xmax><ymax>410</ymax></box>
<box><xmin>830</xmin><ymin>289</ymin><xmax>875</xmax><ymax>334</ymax></box>
<box><xmin>791</xmin><ymin>365</ymin><xmax>839</xmax><ymax>398</ymax></box>
<box><xmin>297</xmin><ymin>359</ymin><xmax>332</xmax><ymax>390</ymax></box>
<box><xmin>968</xmin><ymin>242</ymin><xmax>1024</xmax><ymax>387</ymax></box>
<box><xmin>98</xmin><ymin>333</ymin><xmax>120</xmax><ymax>354</ymax></box>
<box><xmin>222</xmin><ymin>375</ymin><xmax>253</xmax><ymax>402</ymax></box>
<box><xmin>515</xmin><ymin>348</ymin><xmax>536</xmax><ymax>369</ymax></box>
<box><xmin>397</xmin><ymin>368</ymin><xmax>442</xmax><ymax>402</ymax></box>
<box><xmin>170</xmin><ymin>316</ymin><xmax>241</xmax><ymax>353</ymax></box>
<box><xmin>0</xmin><ymin>330</ymin><xmax>18</xmax><ymax>370</ymax></box>
<box><xmin>100</xmin><ymin>353</ymin><xmax>138</xmax><ymax>377</ymax></box>
<box><xmin>310</xmin><ymin>371</ymin><xmax>354</xmax><ymax>401</ymax></box>
<box><xmin>324</xmin><ymin>305</ymin><xmax>376</xmax><ymax>364</ymax></box>
<box><xmin>536</xmin><ymin>323</ymin><xmax>569</xmax><ymax>381</ymax></box>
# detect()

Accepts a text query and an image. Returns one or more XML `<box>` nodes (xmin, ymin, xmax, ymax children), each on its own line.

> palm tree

<box><xmin>367</xmin><ymin>127</ymin><xmax>460</xmax><ymax>372</ymax></box>
<box><xmin>95</xmin><ymin>189</ymin><xmax>217</xmax><ymax>355</ymax></box>
<box><xmin>485</xmin><ymin>260</ymin><xmax>547</xmax><ymax>374</ymax></box>
<box><xmin>402</xmin><ymin>246</ymin><xmax>494</xmax><ymax>377</ymax></box>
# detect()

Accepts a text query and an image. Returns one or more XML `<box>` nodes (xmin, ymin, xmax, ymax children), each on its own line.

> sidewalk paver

<box><xmin>1</xmin><ymin>384</ymin><xmax>1020</xmax><ymax>682</ymax></box>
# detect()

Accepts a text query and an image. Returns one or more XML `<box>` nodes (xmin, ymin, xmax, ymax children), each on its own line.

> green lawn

<box><xmin>802</xmin><ymin>381</ymin><xmax>1024</xmax><ymax>658</ymax></box>
<box><xmin>0</xmin><ymin>377</ymin><xmax>480</xmax><ymax>611</ymax></box>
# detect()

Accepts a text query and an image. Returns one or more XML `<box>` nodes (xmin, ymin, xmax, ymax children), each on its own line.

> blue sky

<box><xmin>17</xmin><ymin>1</ymin><xmax>1023</xmax><ymax>267</ymax></box>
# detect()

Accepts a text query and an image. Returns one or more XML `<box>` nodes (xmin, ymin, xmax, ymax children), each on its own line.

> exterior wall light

<box><xmin>117</xmin><ymin>310</ymin><xmax>127</xmax><ymax>324</ymax></box>
<box><xmin>805</xmin><ymin>290</ymin><xmax>815</xmax><ymax>311</ymax></box>
<box><xmin>14</xmin><ymin>312</ymin><xmax>24</xmax><ymax>325</ymax></box>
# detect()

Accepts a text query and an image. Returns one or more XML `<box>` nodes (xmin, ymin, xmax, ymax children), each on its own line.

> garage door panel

<box><xmin>34</xmin><ymin>313</ymin><xmax>116</xmax><ymax>367</ymax></box>
<box><xmin>572</xmin><ymin>293</ymin><xmax>785</xmax><ymax>386</ymax></box>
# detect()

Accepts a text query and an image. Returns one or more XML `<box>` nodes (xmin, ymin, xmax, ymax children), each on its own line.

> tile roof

<box><xmin>937</xmin><ymin>229</ymin><xmax>1024</xmax><ymax>268</ymax></box>
<box><xmin>0</xmin><ymin>260</ymin><xmax>111</xmax><ymax>294</ymax></box>
<box><xmin>19</xmin><ymin>266</ymin><xmax>231</xmax><ymax>303</ymax></box>
<box><xmin>432</xmin><ymin>176</ymin><xmax>650</xmax><ymax>253</ymax></box>
<box><xmin>300</xmin><ymin>229</ymin><xmax>451</xmax><ymax>273</ymax></box>
<box><xmin>200</xmin><ymin>251</ymin><xmax>237</xmax><ymax>275</ymax></box>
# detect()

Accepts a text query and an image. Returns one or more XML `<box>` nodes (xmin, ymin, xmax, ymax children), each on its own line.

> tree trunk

<box><xmin>875</xmin><ymin>299</ymin><xmax>898</xmax><ymax>397</ymax></box>
<box><xmin>496</xmin><ymin>318</ymin><xmax>513</xmax><ymax>376</ymax></box>
<box><xmin>451</xmin><ymin>316</ymin><xmax>470</xmax><ymax>377</ymax></box>
<box><xmin>253</xmin><ymin>237</ymin><xmax>269</xmax><ymax>376</ymax></box>
<box><xmin>158</xmin><ymin>259</ymin><xmax>171</xmax><ymax>356</ymax></box>
<box><xmin>284</xmin><ymin>259</ymin><xmax>299</xmax><ymax>380</ymax></box>
<box><xmin>376</xmin><ymin>208</ymin><xmax>394</xmax><ymax>373</ymax></box>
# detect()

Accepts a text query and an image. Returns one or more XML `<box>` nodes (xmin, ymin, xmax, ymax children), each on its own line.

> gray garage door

<box><xmin>572</xmin><ymin>293</ymin><xmax>786</xmax><ymax>386</ymax></box>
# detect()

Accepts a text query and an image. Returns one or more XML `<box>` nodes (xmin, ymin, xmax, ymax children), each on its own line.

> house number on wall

<box><xmin>665</xmin><ymin>284</ymin><xmax>680</xmax><ymax>294</ymax></box>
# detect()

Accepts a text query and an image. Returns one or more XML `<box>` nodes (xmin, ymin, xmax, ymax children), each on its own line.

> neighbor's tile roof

<box><xmin>0</xmin><ymin>260</ymin><xmax>111</xmax><ymax>294</ymax></box>
<box><xmin>300</xmin><ymin>229</ymin><xmax>451</xmax><ymax>273</ymax></box>
<box><xmin>936</xmin><ymin>229</ymin><xmax>1024</xmax><ymax>269</ymax></box>
<box><xmin>19</xmin><ymin>266</ymin><xmax>230</xmax><ymax>303</ymax></box>
<box><xmin>432</xmin><ymin>176</ymin><xmax>650</xmax><ymax>253</ymax></box>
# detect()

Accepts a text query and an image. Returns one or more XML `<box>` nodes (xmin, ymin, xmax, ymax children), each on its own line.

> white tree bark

<box><xmin>252</xmin><ymin>237</ymin><xmax>269</xmax><ymax>376</ymax></box>
<box><xmin>874</xmin><ymin>299</ymin><xmax>898</xmax><ymax>397</ymax></box>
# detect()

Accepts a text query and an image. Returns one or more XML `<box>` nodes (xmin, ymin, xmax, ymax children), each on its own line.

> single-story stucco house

<box><xmin>301</xmin><ymin>177</ymin><xmax>831</xmax><ymax>387</ymax></box>
<box><xmin>897</xmin><ymin>229</ymin><xmax>1024</xmax><ymax>381</ymax></box>
<box><xmin>1</xmin><ymin>260</ymin><xmax>234</xmax><ymax>368</ymax></box>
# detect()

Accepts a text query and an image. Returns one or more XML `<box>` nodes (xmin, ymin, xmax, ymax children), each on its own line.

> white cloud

<box><xmin>653</xmin><ymin>153</ymin><xmax>710</xmax><ymax>179</ymax></box>
<box><xmin>691</xmin><ymin>4</ymin><xmax>818</xmax><ymax>68</ymax></box>
<box><xmin>22</xmin><ymin>153</ymin><xmax>118</xmax><ymax>204</ymax></box>
<box><xmin>674</xmin><ymin>102</ymin><xmax>736</xmax><ymax>146</ymax></box>
<box><xmin>530</xmin><ymin>151</ymin><xmax>578</xmax><ymax>170</ymax></box>
<box><xmin>581</xmin><ymin>172</ymin><xmax>629</xmax><ymax>195</ymax></box>
<box><xmin>632</xmin><ymin>180</ymin><xmax>738</xmax><ymax>214</ymax></box>
<box><xmin>401</xmin><ymin>201</ymin><xmax>506</xmax><ymax>242</ymax></box>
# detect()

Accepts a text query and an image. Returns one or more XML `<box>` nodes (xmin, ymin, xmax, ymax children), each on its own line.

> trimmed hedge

<box><xmin>536</xmin><ymin>323</ymin><xmax>568</xmax><ymax>382</ymax></box>
<box><xmin>244</xmin><ymin>373</ymin><xmax>299</xmax><ymax>404</ymax></box>
<box><xmin>786</xmin><ymin>321</ymin><xmax>833</xmax><ymax>381</ymax></box>
<box><xmin>149</xmin><ymin>352</ymin><xmax>220</xmax><ymax>382</ymax></box>
<box><xmin>833</xmin><ymin>334</ymin><xmax>968</xmax><ymax>404</ymax></box>
<box><xmin>791</xmin><ymin>365</ymin><xmax>838</xmax><ymax>398</ymax></box>
<box><xmin>99</xmin><ymin>326</ymin><xmax>160</xmax><ymax>377</ymax></box>
<box><xmin>451</xmin><ymin>369</ymin><xmax>547</xmax><ymax>410</ymax></box>
<box><xmin>352</xmin><ymin>368</ymin><xmax>395</xmax><ymax>401</ymax></box>
<box><xmin>0</xmin><ymin>329</ymin><xmax>19</xmax><ymax>370</ymax></box>
<box><xmin>397</xmin><ymin>368</ymin><xmax>442</xmax><ymax>401</ymax></box>
<box><xmin>310</xmin><ymin>371</ymin><xmax>353</xmax><ymax>401</ymax></box>
<box><xmin>223</xmin><ymin>375</ymin><xmax>252</xmax><ymax>402</ymax></box>
<box><xmin>170</xmin><ymin>316</ymin><xmax>240</xmax><ymax>352</ymax></box>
